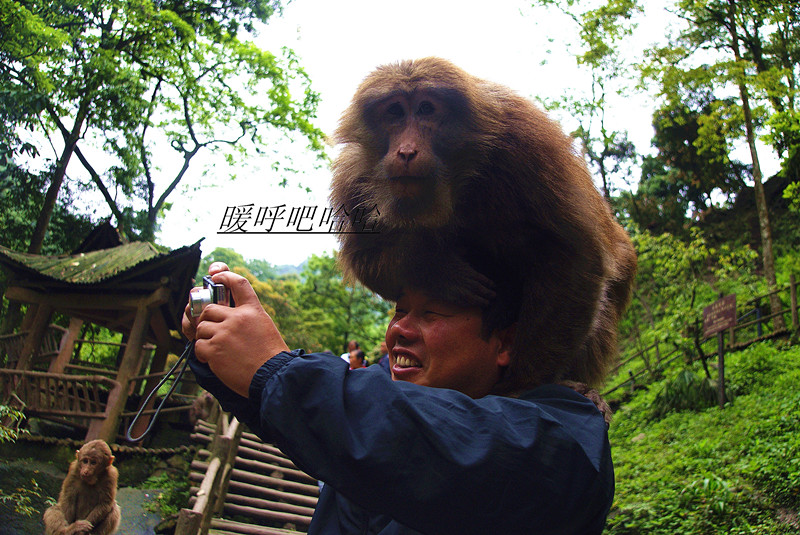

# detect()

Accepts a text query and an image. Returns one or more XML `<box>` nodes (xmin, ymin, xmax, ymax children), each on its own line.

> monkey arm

<box><xmin>82</xmin><ymin>470</ymin><xmax>118</xmax><ymax>528</ymax></box>
<box><xmin>82</xmin><ymin>502</ymin><xmax>113</xmax><ymax>528</ymax></box>
<box><xmin>58</xmin><ymin>476</ymin><xmax>79</xmax><ymax>524</ymax></box>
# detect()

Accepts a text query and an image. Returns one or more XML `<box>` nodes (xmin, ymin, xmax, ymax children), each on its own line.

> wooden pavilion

<box><xmin>0</xmin><ymin>224</ymin><xmax>201</xmax><ymax>443</ymax></box>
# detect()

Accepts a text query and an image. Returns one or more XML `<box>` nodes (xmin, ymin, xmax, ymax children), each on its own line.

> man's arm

<box><xmin>248</xmin><ymin>353</ymin><xmax>613</xmax><ymax>535</ymax></box>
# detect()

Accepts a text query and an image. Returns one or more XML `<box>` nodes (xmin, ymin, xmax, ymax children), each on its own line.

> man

<box><xmin>341</xmin><ymin>339</ymin><xmax>359</xmax><ymax>364</ymax></box>
<box><xmin>184</xmin><ymin>263</ymin><xmax>613</xmax><ymax>534</ymax></box>
<box><xmin>348</xmin><ymin>349</ymin><xmax>366</xmax><ymax>369</ymax></box>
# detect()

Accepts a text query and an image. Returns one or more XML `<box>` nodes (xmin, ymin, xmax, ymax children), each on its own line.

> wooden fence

<box><xmin>603</xmin><ymin>275</ymin><xmax>798</xmax><ymax>397</ymax></box>
<box><xmin>0</xmin><ymin>324</ymin><xmax>66</xmax><ymax>369</ymax></box>
<box><xmin>176</xmin><ymin>405</ymin><xmax>319</xmax><ymax>535</ymax></box>
<box><xmin>176</xmin><ymin>408</ymin><xmax>244</xmax><ymax>535</ymax></box>
<box><xmin>0</xmin><ymin>369</ymin><xmax>122</xmax><ymax>440</ymax></box>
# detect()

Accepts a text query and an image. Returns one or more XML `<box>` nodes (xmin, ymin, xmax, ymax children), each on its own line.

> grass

<box><xmin>605</xmin><ymin>341</ymin><xmax>800</xmax><ymax>534</ymax></box>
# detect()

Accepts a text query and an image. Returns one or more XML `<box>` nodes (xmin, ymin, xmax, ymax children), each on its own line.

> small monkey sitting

<box><xmin>43</xmin><ymin>439</ymin><xmax>121</xmax><ymax>535</ymax></box>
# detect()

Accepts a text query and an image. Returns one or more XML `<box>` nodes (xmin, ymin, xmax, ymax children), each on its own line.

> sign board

<box><xmin>703</xmin><ymin>294</ymin><xmax>737</xmax><ymax>338</ymax></box>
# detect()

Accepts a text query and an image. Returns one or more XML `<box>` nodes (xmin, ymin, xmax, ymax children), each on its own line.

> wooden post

<box><xmin>15</xmin><ymin>304</ymin><xmax>53</xmax><ymax>370</ymax></box>
<box><xmin>98</xmin><ymin>304</ymin><xmax>151</xmax><ymax>443</ymax></box>
<box><xmin>717</xmin><ymin>331</ymin><xmax>726</xmax><ymax>409</ymax></box>
<box><xmin>175</xmin><ymin>508</ymin><xmax>202</xmax><ymax>535</ymax></box>
<box><xmin>126</xmin><ymin>343</ymin><xmax>169</xmax><ymax>442</ymax></box>
<box><xmin>49</xmin><ymin>317</ymin><xmax>83</xmax><ymax>373</ymax></box>
<box><xmin>86</xmin><ymin>378</ymin><xmax>122</xmax><ymax>442</ymax></box>
<box><xmin>212</xmin><ymin>418</ymin><xmax>243</xmax><ymax>516</ymax></box>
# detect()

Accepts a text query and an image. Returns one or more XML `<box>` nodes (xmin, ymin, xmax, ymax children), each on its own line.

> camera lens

<box><xmin>190</xmin><ymin>288</ymin><xmax>214</xmax><ymax>317</ymax></box>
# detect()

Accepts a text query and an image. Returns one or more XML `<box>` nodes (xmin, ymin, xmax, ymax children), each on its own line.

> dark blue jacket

<box><xmin>190</xmin><ymin>350</ymin><xmax>613</xmax><ymax>534</ymax></box>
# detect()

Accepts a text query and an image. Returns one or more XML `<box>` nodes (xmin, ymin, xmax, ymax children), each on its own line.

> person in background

<box><xmin>340</xmin><ymin>339</ymin><xmax>359</xmax><ymax>364</ymax></box>
<box><xmin>349</xmin><ymin>349</ymin><xmax>366</xmax><ymax>369</ymax></box>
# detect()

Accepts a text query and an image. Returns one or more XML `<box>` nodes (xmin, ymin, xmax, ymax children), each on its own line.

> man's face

<box><xmin>385</xmin><ymin>288</ymin><xmax>512</xmax><ymax>398</ymax></box>
<box><xmin>349</xmin><ymin>350</ymin><xmax>364</xmax><ymax>369</ymax></box>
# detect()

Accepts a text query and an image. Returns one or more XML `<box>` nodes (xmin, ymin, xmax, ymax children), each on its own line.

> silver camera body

<box><xmin>190</xmin><ymin>276</ymin><xmax>232</xmax><ymax>317</ymax></box>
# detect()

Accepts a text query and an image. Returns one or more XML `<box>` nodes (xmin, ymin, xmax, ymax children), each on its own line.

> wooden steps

<box><xmin>190</xmin><ymin>422</ymin><xmax>319</xmax><ymax>534</ymax></box>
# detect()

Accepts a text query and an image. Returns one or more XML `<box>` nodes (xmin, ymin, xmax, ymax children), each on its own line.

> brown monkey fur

<box><xmin>330</xmin><ymin>57</ymin><xmax>637</xmax><ymax>391</ymax></box>
<box><xmin>43</xmin><ymin>439</ymin><xmax>121</xmax><ymax>535</ymax></box>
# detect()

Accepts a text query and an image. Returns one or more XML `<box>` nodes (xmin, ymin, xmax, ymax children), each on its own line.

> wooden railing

<box><xmin>176</xmin><ymin>408</ymin><xmax>319</xmax><ymax>535</ymax></box>
<box><xmin>0</xmin><ymin>325</ymin><xmax>67</xmax><ymax>369</ymax></box>
<box><xmin>603</xmin><ymin>274</ymin><xmax>799</xmax><ymax>397</ymax></box>
<box><xmin>0</xmin><ymin>369</ymin><xmax>122</xmax><ymax>441</ymax></box>
<box><xmin>176</xmin><ymin>408</ymin><xmax>244</xmax><ymax>535</ymax></box>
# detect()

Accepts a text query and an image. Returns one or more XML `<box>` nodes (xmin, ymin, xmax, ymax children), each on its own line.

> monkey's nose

<box><xmin>397</xmin><ymin>147</ymin><xmax>417</xmax><ymax>162</ymax></box>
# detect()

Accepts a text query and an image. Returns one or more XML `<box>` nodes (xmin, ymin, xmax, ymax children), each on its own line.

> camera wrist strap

<box><xmin>125</xmin><ymin>341</ymin><xmax>194</xmax><ymax>442</ymax></box>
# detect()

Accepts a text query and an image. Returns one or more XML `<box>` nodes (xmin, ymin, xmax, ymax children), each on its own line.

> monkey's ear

<box><xmin>108</xmin><ymin>455</ymin><xmax>115</xmax><ymax>466</ymax></box>
<box><xmin>75</xmin><ymin>449</ymin><xmax>80</xmax><ymax>459</ymax></box>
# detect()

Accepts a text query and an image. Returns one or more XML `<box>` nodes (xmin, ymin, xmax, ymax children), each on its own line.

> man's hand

<box><xmin>183</xmin><ymin>262</ymin><xmax>289</xmax><ymax>397</ymax></box>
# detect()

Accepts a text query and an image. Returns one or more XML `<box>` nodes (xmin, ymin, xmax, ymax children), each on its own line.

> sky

<box><xmin>152</xmin><ymin>0</ymin><xmax>739</xmax><ymax>267</ymax></box>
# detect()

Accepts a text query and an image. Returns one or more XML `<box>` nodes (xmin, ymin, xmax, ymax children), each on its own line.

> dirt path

<box><xmin>116</xmin><ymin>487</ymin><xmax>164</xmax><ymax>534</ymax></box>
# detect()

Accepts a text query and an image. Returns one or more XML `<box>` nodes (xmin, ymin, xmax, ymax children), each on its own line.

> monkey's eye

<box><xmin>418</xmin><ymin>101</ymin><xmax>435</xmax><ymax>116</ymax></box>
<box><xmin>386</xmin><ymin>102</ymin><xmax>405</xmax><ymax>120</ymax></box>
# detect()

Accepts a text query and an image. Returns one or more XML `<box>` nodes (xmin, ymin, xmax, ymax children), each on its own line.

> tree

<box><xmin>533</xmin><ymin>0</ymin><xmax>642</xmax><ymax>199</ymax></box>
<box><xmin>642</xmin><ymin>0</ymin><xmax>798</xmax><ymax>330</ymax></box>
<box><xmin>623</xmin><ymin>94</ymin><xmax>753</xmax><ymax>234</ymax></box>
<box><xmin>0</xmin><ymin>0</ymin><xmax>325</xmax><ymax>250</ymax></box>
<box><xmin>619</xmin><ymin>227</ymin><xmax>760</xmax><ymax>362</ymax></box>
<box><xmin>196</xmin><ymin>247</ymin><xmax>277</xmax><ymax>283</ymax></box>
<box><xmin>233</xmin><ymin>266</ymin><xmax>331</xmax><ymax>352</ymax></box>
<box><xmin>297</xmin><ymin>253</ymin><xmax>391</xmax><ymax>354</ymax></box>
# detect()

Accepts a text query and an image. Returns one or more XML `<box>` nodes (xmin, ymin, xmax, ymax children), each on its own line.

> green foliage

<box><xmin>296</xmin><ymin>253</ymin><xmax>392</xmax><ymax>353</ymax></box>
<box><xmin>73</xmin><ymin>324</ymin><xmax>124</xmax><ymax>368</ymax></box>
<box><xmin>0</xmin><ymin>477</ymin><xmax>49</xmax><ymax>517</ymax></box>
<box><xmin>0</xmin><ymin>406</ymin><xmax>43</xmax><ymax>520</ymax></box>
<box><xmin>0</xmin><ymin>167</ymin><xmax>95</xmax><ymax>254</ymax></box>
<box><xmin>617</xmin><ymin>226</ymin><xmax>759</xmax><ymax>352</ymax></box>
<box><xmin>534</xmin><ymin>0</ymin><xmax>642</xmax><ymax>198</ymax></box>
<box><xmin>607</xmin><ymin>342</ymin><xmax>800</xmax><ymax>534</ymax></box>
<box><xmin>196</xmin><ymin>247</ymin><xmax>277</xmax><ymax>283</ymax></box>
<box><xmin>642</xmin><ymin>0</ymin><xmax>800</xmax><ymax>188</ymax></box>
<box><xmin>630</xmin><ymin>96</ymin><xmax>751</xmax><ymax>232</ymax></box>
<box><xmin>142</xmin><ymin>467</ymin><xmax>191</xmax><ymax>518</ymax></box>
<box><xmin>0</xmin><ymin>404</ymin><xmax>23</xmax><ymax>443</ymax></box>
<box><xmin>0</xmin><ymin>0</ymin><xmax>325</xmax><ymax>242</ymax></box>
<box><xmin>679</xmin><ymin>474</ymin><xmax>734</xmax><ymax>517</ymax></box>
<box><xmin>785</xmin><ymin>182</ymin><xmax>800</xmax><ymax>213</ymax></box>
<box><xmin>649</xmin><ymin>369</ymin><xmax>719</xmax><ymax>420</ymax></box>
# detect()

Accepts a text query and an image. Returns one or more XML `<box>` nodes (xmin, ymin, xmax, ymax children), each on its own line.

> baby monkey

<box><xmin>43</xmin><ymin>439</ymin><xmax>121</xmax><ymax>535</ymax></box>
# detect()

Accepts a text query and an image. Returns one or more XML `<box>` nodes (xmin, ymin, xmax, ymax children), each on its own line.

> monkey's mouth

<box><xmin>389</xmin><ymin>176</ymin><xmax>429</xmax><ymax>199</ymax></box>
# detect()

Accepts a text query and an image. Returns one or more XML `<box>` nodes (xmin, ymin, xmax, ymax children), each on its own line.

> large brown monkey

<box><xmin>330</xmin><ymin>57</ymin><xmax>637</xmax><ymax>391</ymax></box>
<box><xmin>43</xmin><ymin>439</ymin><xmax>121</xmax><ymax>535</ymax></box>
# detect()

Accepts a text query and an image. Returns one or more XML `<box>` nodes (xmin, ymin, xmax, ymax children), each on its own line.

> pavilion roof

<box><xmin>0</xmin><ymin>242</ymin><xmax>172</xmax><ymax>285</ymax></box>
<box><xmin>0</xmin><ymin>239</ymin><xmax>203</xmax><ymax>344</ymax></box>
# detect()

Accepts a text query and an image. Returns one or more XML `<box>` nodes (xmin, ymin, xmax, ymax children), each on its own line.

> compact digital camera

<box><xmin>190</xmin><ymin>276</ymin><xmax>232</xmax><ymax>317</ymax></box>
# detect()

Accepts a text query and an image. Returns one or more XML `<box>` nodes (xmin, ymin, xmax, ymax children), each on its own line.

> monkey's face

<box><xmin>75</xmin><ymin>441</ymin><xmax>113</xmax><ymax>485</ymax></box>
<box><xmin>77</xmin><ymin>451</ymin><xmax>106</xmax><ymax>485</ymax></box>
<box><xmin>332</xmin><ymin>82</ymin><xmax>481</xmax><ymax>231</ymax></box>
<box><xmin>366</xmin><ymin>90</ymin><xmax>462</xmax><ymax>226</ymax></box>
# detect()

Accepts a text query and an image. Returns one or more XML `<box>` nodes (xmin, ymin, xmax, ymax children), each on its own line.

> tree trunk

<box><xmin>726</xmin><ymin>0</ymin><xmax>785</xmax><ymax>330</ymax></box>
<box><xmin>28</xmin><ymin>103</ymin><xmax>91</xmax><ymax>254</ymax></box>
